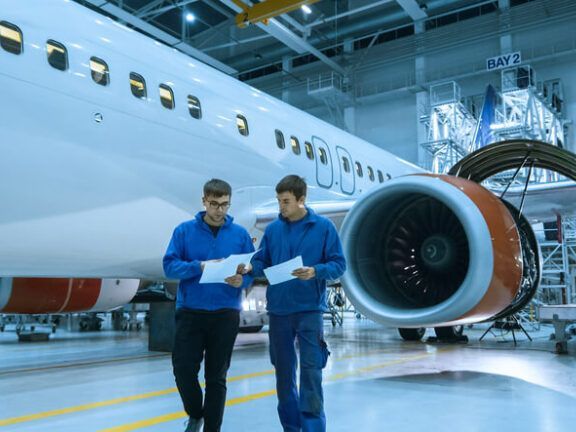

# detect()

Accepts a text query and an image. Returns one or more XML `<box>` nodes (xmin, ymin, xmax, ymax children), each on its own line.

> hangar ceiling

<box><xmin>74</xmin><ymin>0</ymin><xmax>521</xmax><ymax>79</ymax></box>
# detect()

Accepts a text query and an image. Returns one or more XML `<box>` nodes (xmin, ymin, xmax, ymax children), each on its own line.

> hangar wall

<box><xmin>247</xmin><ymin>0</ymin><xmax>576</xmax><ymax>166</ymax></box>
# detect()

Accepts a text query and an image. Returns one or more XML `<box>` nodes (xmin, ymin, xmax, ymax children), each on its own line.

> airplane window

<box><xmin>90</xmin><ymin>57</ymin><xmax>110</xmax><ymax>86</ymax></box>
<box><xmin>342</xmin><ymin>157</ymin><xmax>350</xmax><ymax>173</ymax></box>
<box><xmin>368</xmin><ymin>166</ymin><xmax>375</xmax><ymax>181</ymax></box>
<box><xmin>290</xmin><ymin>136</ymin><xmax>301</xmax><ymax>155</ymax></box>
<box><xmin>130</xmin><ymin>72</ymin><xmax>147</xmax><ymax>99</ymax></box>
<box><xmin>188</xmin><ymin>95</ymin><xmax>202</xmax><ymax>119</ymax></box>
<box><xmin>355</xmin><ymin>161</ymin><xmax>363</xmax><ymax>177</ymax></box>
<box><xmin>386</xmin><ymin>173</ymin><xmax>392</xmax><ymax>180</ymax></box>
<box><xmin>237</xmin><ymin>115</ymin><xmax>249</xmax><ymax>136</ymax></box>
<box><xmin>46</xmin><ymin>40</ymin><xmax>68</xmax><ymax>71</ymax></box>
<box><xmin>304</xmin><ymin>141</ymin><xmax>314</xmax><ymax>160</ymax></box>
<box><xmin>318</xmin><ymin>147</ymin><xmax>328</xmax><ymax>165</ymax></box>
<box><xmin>0</xmin><ymin>21</ymin><xmax>23</xmax><ymax>55</ymax></box>
<box><xmin>275</xmin><ymin>130</ymin><xmax>285</xmax><ymax>149</ymax></box>
<box><xmin>377</xmin><ymin>169</ymin><xmax>384</xmax><ymax>183</ymax></box>
<box><xmin>159</xmin><ymin>84</ymin><xmax>175</xmax><ymax>109</ymax></box>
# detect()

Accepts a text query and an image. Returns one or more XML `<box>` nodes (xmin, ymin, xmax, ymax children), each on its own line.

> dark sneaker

<box><xmin>184</xmin><ymin>417</ymin><xmax>203</xmax><ymax>432</ymax></box>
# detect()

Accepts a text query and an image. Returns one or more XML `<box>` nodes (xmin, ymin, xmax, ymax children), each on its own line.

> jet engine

<box><xmin>340</xmin><ymin>174</ymin><xmax>540</xmax><ymax>331</ymax></box>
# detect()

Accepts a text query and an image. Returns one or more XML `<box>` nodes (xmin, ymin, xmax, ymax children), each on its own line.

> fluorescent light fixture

<box><xmin>185</xmin><ymin>13</ymin><xmax>195</xmax><ymax>22</ymax></box>
<box><xmin>301</xmin><ymin>4</ymin><xmax>312</xmax><ymax>14</ymax></box>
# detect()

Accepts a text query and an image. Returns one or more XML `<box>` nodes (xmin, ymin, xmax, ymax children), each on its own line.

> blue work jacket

<box><xmin>251</xmin><ymin>207</ymin><xmax>346</xmax><ymax>315</ymax></box>
<box><xmin>163</xmin><ymin>212</ymin><xmax>254</xmax><ymax>311</ymax></box>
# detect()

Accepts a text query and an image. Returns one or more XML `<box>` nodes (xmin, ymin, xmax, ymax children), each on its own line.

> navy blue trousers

<box><xmin>269</xmin><ymin>312</ymin><xmax>329</xmax><ymax>432</ymax></box>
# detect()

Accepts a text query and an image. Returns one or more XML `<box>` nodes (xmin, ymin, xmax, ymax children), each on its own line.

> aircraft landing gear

<box><xmin>398</xmin><ymin>327</ymin><xmax>426</xmax><ymax>341</ymax></box>
<box><xmin>433</xmin><ymin>325</ymin><xmax>468</xmax><ymax>342</ymax></box>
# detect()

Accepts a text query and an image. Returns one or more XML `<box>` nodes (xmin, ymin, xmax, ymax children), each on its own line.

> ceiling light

<box><xmin>185</xmin><ymin>13</ymin><xmax>195</xmax><ymax>23</ymax></box>
<box><xmin>301</xmin><ymin>5</ymin><xmax>312</xmax><ymax>14</ymax></box>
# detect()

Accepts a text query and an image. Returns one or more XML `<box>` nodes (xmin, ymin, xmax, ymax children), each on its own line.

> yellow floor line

<box><xmin>0</xmin><ymin>388</ymin><xmax>177</xmax><ymax>427</ymax></box>
<box><xmin>0</xmin><ymin>346</ymin><xmax>446</xmax><ymax>428</ymax></box>
<box><xmin>326</xmin><ymin>352</ymin><xmax>437</xmax><ymax>381</ymax></box>
<box><xmin>97</xmin><ymin>349</ymin><xmax>450</xmax><ymax>431</ymax></box>
<box><xmin>99</xmin><ymin>390</ymin><xmax>278</xmax><ymax>432</ymax></box>
<box><xmin>0</xmin><ymin>369</ymin><xmax>274</xmax><ymax>427</ymax></box>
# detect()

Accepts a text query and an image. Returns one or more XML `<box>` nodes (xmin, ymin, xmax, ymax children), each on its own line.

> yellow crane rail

<box><xmin>232</xmin><ymin>0</ymin><xmax>320</xmax><ymax>28</ymax></box>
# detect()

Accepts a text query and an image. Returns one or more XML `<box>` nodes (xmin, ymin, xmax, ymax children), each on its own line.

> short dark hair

<box><xmin>276</xmin><ymin>175</ymin><xmax>307</xmax><ymax>200</ymax></box>
<box><xmin>203</xmin><ymin>179</ymin><xmax>231</xmax><ymax>198</ymax></box>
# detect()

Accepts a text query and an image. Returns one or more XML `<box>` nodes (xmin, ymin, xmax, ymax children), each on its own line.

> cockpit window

<box><xmin>47</xmin><ymin>40</ymin><xmax>68</xmax><ymax>71</ymax></box>
<box><xmin>0</xmin><ymin>21</ymin><xmax>23</xmax><ymax>55</ymax></box>
<box><xmin>90</xmin><ymin>57</ymin><xmax>110</xmax><ymax>86</ymax></box>
<box><xmin>377</xmin><ymin>169</ymin><xmax>384</xmax><ymax>183</ymax></box>
<box><xmin>368</xmin><ymin>166</ymin><xmax>375</xmax><ymax>181</ymax></box>
<box><xmin>130</xmin><ymin>72</ymin><xmax>147</xmax><ymax>99</ymax></box>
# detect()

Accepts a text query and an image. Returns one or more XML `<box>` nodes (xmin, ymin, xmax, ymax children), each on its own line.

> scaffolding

<box><xmin>307</xmin><ymin>72</ymin><xmax>352</xmax><ymax>130</ymax></box>
<box><xmin>492</xmin><ymin>66</ymin><xmax>564</xmax><ymax>145</ymax></box>
<box><xmin>537</xmin><ymin>216</ymin><xmax>576</xmax><ymax>306</ymax></box>
<box><xmin>420</xmin><ymin>82</ymin><xmax>477</xmax><ymax>173</ymax></box>
<box><xmin>488</xmin><ymin>65</ymin><xmax>566</xmax><ymax>185</ymax></box>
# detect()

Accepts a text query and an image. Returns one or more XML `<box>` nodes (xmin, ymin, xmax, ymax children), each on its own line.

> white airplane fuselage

<box><xmin>0</xmin><ymin>0</ymin><xmax>421</xmax><ymax>280</ymax></box>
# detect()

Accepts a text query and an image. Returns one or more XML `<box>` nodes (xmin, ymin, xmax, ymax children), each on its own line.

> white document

<box><xmin>264</xmin><ymin>256</ymin><xmax>304</xmax><ymax>286</ymax></box>
<box><xmin>199</xmin><ymin>250</ymin><xmax>259</xmax><ymax>284</ymax></box>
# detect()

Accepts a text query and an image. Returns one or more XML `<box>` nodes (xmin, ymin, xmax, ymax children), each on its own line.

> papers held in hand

<box><xmin>263</xmin><ymin>256</ymin><xmax>303</xmax><ymax>286</ymax></box>
<box><xmin>199</xmin><ymin>250</ymin><xmax>259</xmax><ymax>284</ymax></box>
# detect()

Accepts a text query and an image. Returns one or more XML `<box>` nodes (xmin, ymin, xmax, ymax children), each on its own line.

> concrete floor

<box><xmin>1</xmin><ymin>317</ymin><xmax>576</xmax><ymax>432</ymax></box>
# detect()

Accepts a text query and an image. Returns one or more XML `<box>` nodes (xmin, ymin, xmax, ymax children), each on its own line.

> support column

<box><xmin>343</xmin><ymin>38</ymin><xmax>355</xmax><ymax>134</ymax></box>
<box><xmin>344</xmin><ymin>106</ymin><xmax>356</xmax><ymax>134</ymax></box>
<box><xmin>499</xmin><ymin>0</ymin><xmax>512</xmax><ymax>53</ymax></box>
<box><xmin>414</xmin><ymin>20</ymin><xmax>429</xmax><ymax>166</ymax></box>
<box><xmin>282</xmin><ymin>55</ymin><xmax>292</xmax><ymax>103</ymax></box>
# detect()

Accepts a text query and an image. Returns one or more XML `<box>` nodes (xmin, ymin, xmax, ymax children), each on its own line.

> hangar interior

<box><xmin>2</xmin><ymin>0</ymin><xmax>576</xmax><ymax>431</ymax></box>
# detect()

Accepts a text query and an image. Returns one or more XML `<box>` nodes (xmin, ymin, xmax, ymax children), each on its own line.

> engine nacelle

<box><xmin>0</xmin><ymin>278</ymin><xmax>139</xmax><ymax>313</ymax></box>
<box><xmin>340</xmin><ymin>174</ymin><xmax>527</xmax><ymax>328</ymax></box>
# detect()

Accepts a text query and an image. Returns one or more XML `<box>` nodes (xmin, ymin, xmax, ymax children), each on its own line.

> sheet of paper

<box><xmin>263</xmin><ymin>256</ymin><xmax>303</xmax><ymax>286</ymax></box>
<box><xmin>199</xmin><ymin>250</ymin><xmax>259</xmax><ymax>284</ymax></box>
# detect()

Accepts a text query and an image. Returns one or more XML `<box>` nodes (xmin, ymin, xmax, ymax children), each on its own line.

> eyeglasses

<box><xmin>207</xmin><ymin>201</ymin><xmax>230</xmax><ymax>210</ymax></box>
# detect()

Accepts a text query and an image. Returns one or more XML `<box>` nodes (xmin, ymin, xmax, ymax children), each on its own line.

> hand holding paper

<box><xmin>199</xmin><ymin>250</ymin><xmax>259</xmax><ymax>284</ymax></box>
<box><xmin>292</xmin><ymin>266</ymin><xmax>316</xmax><ymax>280</ymax></box>
<box><xmin>224</xmin><ymin>274</ymin><xmax>243</xmax><ymax>288</ymax></box>
<box><xmin>264</xmin><ymin>256</ymin><xmax>303</xmax><ymax>285</ymax></box>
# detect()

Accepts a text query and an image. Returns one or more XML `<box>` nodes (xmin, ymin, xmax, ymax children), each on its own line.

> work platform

<box><xmin>539</xmin><ymin>304</ymin><xmax>576</xmax><ymax>354</ymax></box>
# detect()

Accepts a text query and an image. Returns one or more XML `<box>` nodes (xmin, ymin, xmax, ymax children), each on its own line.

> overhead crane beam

<box><xmin>221</xmin><ymin>0</ymin><xmax>345</xmax><ymax>75</ymax></box>
<box><xmin>231</xmin><ymin>0</ymin><xmax>320</xmax><ymax>28</ymax></box>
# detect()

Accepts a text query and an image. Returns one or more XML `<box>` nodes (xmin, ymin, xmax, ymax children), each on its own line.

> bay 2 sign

<box><xmin>486</xmin><ymin>52</ymin><xmax>522</xmax><ymax>71</ymax></box>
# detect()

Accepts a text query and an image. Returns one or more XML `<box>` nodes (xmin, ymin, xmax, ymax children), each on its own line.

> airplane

<box><xmin>1</xmin><ymin>0</ymin><xmax>575</xmax><ymax>341</ymax></box>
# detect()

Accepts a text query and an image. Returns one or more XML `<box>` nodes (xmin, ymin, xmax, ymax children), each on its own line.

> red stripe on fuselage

<box><xmin>2</xmin><ymin>278</ymin><xmax>101</xmax><ymax>314</ymax></box>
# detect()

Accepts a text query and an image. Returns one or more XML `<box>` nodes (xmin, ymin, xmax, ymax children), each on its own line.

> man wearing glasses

<box><xmin>163</xmin><ymin>179</ymin><xmax>254</xmax><ymax>432</ymax></box>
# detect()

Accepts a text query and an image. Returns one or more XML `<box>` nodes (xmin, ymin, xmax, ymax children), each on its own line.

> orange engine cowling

<box><xmin>340</xmin><ymin>174</ymin><xmax>539</xmax><ymax>328</ymax></box>
<box><xmin>0</xmin><ymin>278</ymin><xmax>139</xmax><ymax>314</ymax></box>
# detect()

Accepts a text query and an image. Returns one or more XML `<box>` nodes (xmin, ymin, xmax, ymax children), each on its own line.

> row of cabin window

<box><xmin>0</xmin><ymin>20</ymin><xmax>251</xmax><ymax>137</ymax></box>
<box><xmin>275</xmin><ymin>129</ymin><xmax>385</xmax><ymax>183</ymax></box>
<box><xmin>1</xmin><ymin>20</ymin><xmax>389</xmax><ymax>182</ymax></box>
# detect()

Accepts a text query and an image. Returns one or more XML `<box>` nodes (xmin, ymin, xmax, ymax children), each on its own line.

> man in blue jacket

<box><xmin>163</xmin><ymin>179</ymin><xmax>254</xmax><ymax>432</ymax></box>
<box><xmin>250</xmin><ymin>175</ymin><xmax>346</xmax><ymax>432</ymax></box>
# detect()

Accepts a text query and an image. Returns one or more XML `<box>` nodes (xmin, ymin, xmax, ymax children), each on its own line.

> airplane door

<box><xmin>312</xmin><ymin>136</ymin><xmax>333</xmax><ymax>188</ymax></box>
<box><xmin>336</xmin><ymin>146</ymin><xmax>355</xmax><ymax>195</ymax></box>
